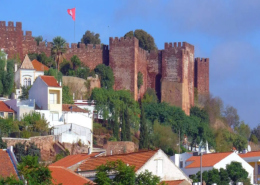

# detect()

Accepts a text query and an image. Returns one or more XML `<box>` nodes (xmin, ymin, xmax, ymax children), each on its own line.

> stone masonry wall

<box><xmin>109</xmin><ymin>37</ymin><xmax>139</xmax><ymax>100</ymax></box>
<box><xmin>103</xmin><ymin>141</ymin><xmax>137</xmax><ymax>155</ymax></box>
<box><xmin>194</xmin><ymin>58</ymin><xmax>209</xmax><ymax>95</ymax></box>
<box><xmin>0</xmin><ymin>21</ymin><xmax>108</xmax><ymax>70</ymax></box>
<box><xmin>0</xmin><ymin>20</ymin><xmax>210</xmax><ymax>115</ymax></box>
<box><xmin>3</xmin><ymin>135</ymin><xmax>56</xmax><ymax>161</ymax></box>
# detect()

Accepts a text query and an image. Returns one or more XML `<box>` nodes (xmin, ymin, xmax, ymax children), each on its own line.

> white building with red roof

<box><xmin>172</xmin><ymin>152</ymin><xmax>254</xmax><ymax>184</ymax></box>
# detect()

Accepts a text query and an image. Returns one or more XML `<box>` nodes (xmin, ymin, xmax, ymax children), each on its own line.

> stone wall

<box><xmin>3</xmin><ymin>135</ymin><xmax>56</xmax><ymax>161</ymax></box>
<box><xmin>0</xmin><ymin>21</ymin><xmax>108</xmax><ymax>70</ymax></box>
<box><xmin>0</xmin><ymin>20</ymin><xmax>210</xmax><ymax>115</ymax></box>
<box><xmin>62</xmin><ymin>75</ymin><xmax>100</xmax><ymax>99</ymax></box>
<box><xmin>194</xmin><ymin>58</ymin><xmax>209</xmax><ymax>96</ymax></box>
<box><xmin>103</xmin><ymin>141</ymin><xmax>137</xmax><ymax>155</ymax></box>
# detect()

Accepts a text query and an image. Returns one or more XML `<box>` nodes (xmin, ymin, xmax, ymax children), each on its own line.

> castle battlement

<box><xmin>195</xmin><ymin>57</ymin><xmax>209</xmax><ymax>63</ymax></box>
<box><xmin>164</xmin><ymin>42</ymin><xmax>194</xmax><ymax>52</ymax></box>
<box><xmin>0</xmin><ymin>21</ymin><xmax>22</xmax><ymax>30</ymax></box>
<box><xmin>109</xmin><ymin>37</ymin><xmax>138</xmax><ymax>46</ymax></box>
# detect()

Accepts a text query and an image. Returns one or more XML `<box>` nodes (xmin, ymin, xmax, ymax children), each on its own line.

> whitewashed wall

<box><xmin>62</xmin><ymin>112</ymin><xmax>93</xmax><ymax>131</ymax></box>
<box><xmin>137</xmin><ymin>149</ymin><xmax>191</xmax><ymax>182</ymax></box>
<box><xmin>170</xmin><ymin>153</ymin><xmax>193</xmax><ymax>168</ymax></box>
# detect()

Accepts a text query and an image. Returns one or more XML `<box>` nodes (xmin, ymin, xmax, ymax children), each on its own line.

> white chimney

<box><xmin>59</xmin><ymin>81</ymin><xmax>62</xmax><ymax>86</ymax></box>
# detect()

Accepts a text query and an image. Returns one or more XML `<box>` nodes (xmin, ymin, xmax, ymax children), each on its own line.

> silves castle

<box><xmin>0</xmin><ymin>21</ymin><xmax>209</xmax><ymax>115</ymax></box>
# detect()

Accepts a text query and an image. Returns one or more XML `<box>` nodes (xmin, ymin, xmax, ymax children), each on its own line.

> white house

<box><xmin>0</xmin><ymin>48</ymin><xmax>8</xmax><ymax>60</ymax></box>
<box><xmin>15</xmin><ymin>55</ymin><xmax>49</xmax><ymax>97</ymax></box>
<box><xmin>175</xmin><ymin>152</ymin><xmax>254</xmax><ymax>184</ymax></box>
<box><xmin>76</xmin><ymin>149</ymin><xmax>192</xmax><ymax>184</ymax></box>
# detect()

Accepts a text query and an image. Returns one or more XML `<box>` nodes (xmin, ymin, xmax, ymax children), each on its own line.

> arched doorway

<box><xmin>155</xmin><ymin>74</ymin><xmax>162</xmax><ymax>102</ymax></box>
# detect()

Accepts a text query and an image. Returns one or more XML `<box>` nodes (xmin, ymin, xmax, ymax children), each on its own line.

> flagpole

<box><xmin>74</xmin><ymin>7</ymin><xmax>76</xmax><ymax>43</ymax></box>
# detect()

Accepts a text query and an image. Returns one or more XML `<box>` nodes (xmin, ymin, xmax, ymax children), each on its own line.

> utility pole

<box><xmin>179</xmin><ymin>129</ymin><xmax>180</xmax><ymax>153</ymax></box>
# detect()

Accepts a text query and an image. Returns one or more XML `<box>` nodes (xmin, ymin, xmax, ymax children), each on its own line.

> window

<box><xmin>49</xmin><ymin>93</ymin><xmax>57</xmax><ymax>104</ymax></box>
<box><xmin>24</xmin><ymin>78</ymin><xmax>27</xmax><ymax>87</ymax></box>
<box><xmin>156</xmin><ymin>159</ymin><xmax>163</xmax><ymax>175</ymax></box>
<box><xmin>8</xmin><ymin>113</ymin><xmax>13</xmax><ymax>119</ymax></box>
<box><xmin>258</xmin><ymin>165</ymin><xmax>260</xmax><ymax>175</ymax></box>
<box><xmin>179</xmin><ymin>161</ymin><xmax>183</xmax><ymax>168</ymax></box>
<box><xmin>50</xmin><ymin>112</ymin><xmax>59</xmax><ymax>121</ymax></box>
<box><xmin>28</xmin><ymin>78</ymin><xmax>31</xmax><ymax>86</ymax></box>
<box><xmin>0</xmin><ymin>112</ymin><xmax>4</xmax><ymax>117</ymax></box>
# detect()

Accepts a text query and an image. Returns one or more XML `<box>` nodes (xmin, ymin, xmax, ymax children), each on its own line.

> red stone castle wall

<box><xmin>137</xmin><ymin>47</ymin><xmax>148</xmax><ymax>99</ymax></box>
<box><xmin>194</xmin><ymin>58</ymin><xmax>209</xmax><ymax>95</ymax></box>
<box><xmin>0</xmin><ymin>21</ymin><xmax>107</xmax><ymax>70</ymax></box>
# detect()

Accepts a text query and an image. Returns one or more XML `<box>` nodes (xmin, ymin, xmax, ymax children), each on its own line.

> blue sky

<box><xmin>1</xmin><ymin>0</ymin><xmax>260</xmax><ymax>128</ymax></box>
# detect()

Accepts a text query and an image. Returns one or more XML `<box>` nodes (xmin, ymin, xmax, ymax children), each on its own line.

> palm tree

<box><xmin>51</xmin><ymin>36</ymin><xmax>67</xmax><ymax>70</ymax></box>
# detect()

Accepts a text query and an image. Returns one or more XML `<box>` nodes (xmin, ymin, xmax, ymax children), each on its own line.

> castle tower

<box><xmin>161</xmin><ymin>42</ymin><xmax>195</xmax><ymax>115</ymax></box>
<box><xmin>109</xmin><ymin>37</ymin><xmax>148</xmax><ymax>100</ymax></box>
<box><xmin>194</xmin><ymin>58</ymin><xmax>209</xmax><ymax>97</ymax></box>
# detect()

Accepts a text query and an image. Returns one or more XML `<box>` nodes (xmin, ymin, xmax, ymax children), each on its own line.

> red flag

<box><xmin>67</xmin><ymin>8</ymin><xmax>76</xmax><ymax>21</ymax></box>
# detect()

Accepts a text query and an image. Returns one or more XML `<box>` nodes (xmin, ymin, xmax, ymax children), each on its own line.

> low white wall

<box><xmin>63</xmin><ymin>112</ymin><xmax>92</xmax><ymax>131</ymax></box>
<box><xmin>59</xmin><ymin>133</ymin><xmax>87</xmax><ymax>145</ymax></box>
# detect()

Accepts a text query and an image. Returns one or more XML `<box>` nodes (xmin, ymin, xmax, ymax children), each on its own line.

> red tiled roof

<box><xmin>62</xmin><ymin>104</ymin><xmax>89</xmax><ymax>113</ymax></box>
<box><xmin>161</xmin><ymin>180</ymin><xmax>188</xmax><ymax>185</ymax></box>
<box><xmin>0</xmin><ymin>149</ymin><xmax>18</xmax><ymax>179</ymax></box>
<box><xmin>0</xmin><ymin>101</ymin><xmax>14</xmax><ymax>113</ymax></box>
<box><xmin>49</xmin><ymin>166</ymin><xmax>95</xmax><ymax>185</ymax></box>
<box><xmin>50</xmin><ymin>153</ymin><xmax>99</xmax><ymax>168</ymax></box>
<box><xmin>239</xmin><ymin>151</ymin><xmax>260</xmax><ymax>158</ymax></box>
<box><xmin>185</xmin><ymin>152</ymin><xmax>232</xmax><ymax>168</ymax></box>
<box><xmin>31</xmin><ymin>59</ymin><xmax>49</xmax><ymax>72</ymax></box>
<box><xmin>40</xmin><ymin>76</ymin><xmax>60</xmax><ymax>87</ymax></box>
<box><xmin>78</xmin><ymin>149</ymin><xmax>158</xmax><ymax>172</ymax></box>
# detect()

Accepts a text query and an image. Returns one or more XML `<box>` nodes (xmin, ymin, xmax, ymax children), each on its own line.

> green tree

<box><xmin>223</xmin><ymin>105</ymin><xmax>240</xmax><ymax>129</ymax></box>
<box><xmin>219</xmin><ymin>168</ymin><xmax>230</xmax><ymax>185</ymax></box>
<box><xmin>94</xmin><ymin>64</ymin><xmax>114</xmax><ymax>89</ymax></box>
<box><xmin>70</xmin><ymin>55</ymin><xmax>81</xmax><ymax>70</ymax></box>
<box><xmin>121</xmin><ymin>108</ymin><xmax>126</xmax><ymax>141</ymax></box>
<box><xmin>142</xmin><ymin>88</ymin><xmax>158</xmax><ymax>104</ymax></box>
<box><xmin>139</xmin><ymin>104</ymin><xmax>148</xmax><ymax>149</ymax></box>
<box><xmin>124</xmin><ymin>29</ymin><xmax>157</xmax><ymax>51</ymax></box>
<box><xmin>251</xmin><ymin>124</ymin><xmax>260</xmax><ymax>141</ymax></box>
<box><xmin>151</xmin><ymin>121</ymin><xmax>177</xmax><ymax>154</ymax></box>
<box><xmin>234</xmin><ymin>121</ymin><xmax>251</xmax><ymax>139</ymax></box>
<box><xmin>44</xmin><ymin>68</ymin><xmax>63</xmax><ymax>83</ymax></box>
<box><xmin>135</xmin><ymin>170</ymin><xmax>160</xmax><ymax>185</ymax></box>
<box><xmin>3</xmin><ymin>60</ymin><xmax>14</xmax><ymax>95</ymax></box>
<box><xmin>0</xmin><ymin>135</ymin><xmax>7</xmax><ymax>149</ymax></box>
<box><xmin>125</xmin><ymin>107</ymin><xmax>131</xmax><ymax>141</ymax></box>
<box><xmin>0</xmin><ymin>175</ymin><xmax>23</xmax><ymax>185</ymax></box>
<box><xmin>137</xmin><ymin>72</ymin><xmax>143</xmax><ymax>90</ymax></box>
<box><xmin>21</xmin><ymin>112</ymin><xmax>49</xmax><ymax>132</ymax></box>
<box><xmin>19</xmin><ymin>85</ymin><xmax>31</xmax><ymax>100</ymax></box>
<box><xmin>62</xmin><ymin>86</ymin><xmax>74</xmax><ymax>104</ymax></box>
<box><xmin>81</xmin><ymin>30</ymin><xmax>101</xmax><ymax>46</ymax></box>
<box><xmin>233</xmin><ymin>134</ymin><xmax>248</xmax><ymax>152</ymax></box>
<box><xmin>14</xmin><ymin>142</ymin><xmax>27</xmax><ymax>163</ymax></box>
<box><xmin>226</xmin><ymin>161</ymin><xmax>249</xmax><ymax>185</ymax></box>
<box><xmin>27</xmin><ymin>142</ymin><xmax>41</xmax><ymax>160</ymax></box>
<box><xmin>34</xmin><ymin>36</ymin><xmax>43</xmax><ymax>46</ymax></box>
<box><xmin>17</xmin><ymin>155</ymin><xmax>53</xmax><ymax>185</ymax></box>
<box><xmin>250</xmin><ymin>134</ymin><xmax>258</xmax><ymax>144</ymax></box>
<box><xmin>51</xmin><ymin>36</ymin><xmax>67</xmax><ymax>70</ymax></box>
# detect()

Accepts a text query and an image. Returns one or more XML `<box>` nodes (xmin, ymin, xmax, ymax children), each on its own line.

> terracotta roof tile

<box><xmin>0</xmin><ymin>149</ymin><xmax>18</xmax><ymax>179</ymax></box>
<box><xmin>50</xmin><ymin>153</ymin><xmax>99</xmax><ymax>168</ymax></box>
<box><xmin>0</xmin><ymin>101</ymin><xmax>14</xmax><ymax>113</ymax></box>
<box><xmin>31</xmin><ymin>59</ymin><xmax>49</xmax><ymax>71</ymax></box>
<box><xmin>49</xmin><ymin>166</ymin><xmax>95</xmax><ymax>185</ymax></box>
<box><xmin>62</xmin><ymin>104</ymin><xmax>89</xmax><ymax>113</ymax></box>
<box><xmin>40</xmin><ymin>76</ymin><xmax>60</xmax><ymax>87</ymax></box>
<box><xmin>185</xmin><ymin>152</ymin><xmax>232</xmax><ymax>168</ymax></box>
<box><xmin>78</xmin><ymin>149</ymin><xmax>158</xmax><ymax>172</ymax></box>
<box><xmin>20</xmin><ymin>54</ymin><xmax>34</xmax><ymax>70</ymax></box>
<box><xmin>239</xmin><ymin>151</ymin><xmax>260</xmax><ymax>158</ymax></box>
<box><xmin>161</xmin><ymin>180</ymin><xmax>187</xmax><ymax>185</ymax></box>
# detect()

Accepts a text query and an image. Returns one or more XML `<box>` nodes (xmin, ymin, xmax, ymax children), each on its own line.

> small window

<box><xmin>0</xmin><ymin>112</ymin><xmax>4</xmax><ymax>117</ymax></box>
<box><xmin>28</xmin><ymin>78</ymin><xmax>31</xmax><ymax>86</ymax></box>
<box><xmin>180</xmin><ymin>161</ymin><xmax>183</xmax><ymax>168</ymax></box>
<box><xmin>24</xmin><ymin>78</ymin><xmax>27</xmax><ymax>87</ymax></box>
<box><xmin>49</xmin><ymin>93</ymin><xmax>57</xmax><ymax>104</ymax></box>
<box><xmin>258</xmin><ymin>165</ymin><xmax>260</xmax><ymax>175</ymax></box>
<box><xmin>8</xmin><ymin>113</ymin><xmax>13</xmax><ymax>119</ymax></box>
<box><xmin>156</xmin><ymin>159</ymin><xmax>163</xmax><ymax>175</ymax></box>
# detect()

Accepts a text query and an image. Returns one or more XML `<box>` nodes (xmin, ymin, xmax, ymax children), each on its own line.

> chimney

<box><xmin>14</xmin><ymin>64</ymin><xmax>17</xmax><ymax>72</ymax></box>
<box><xmin>59</xmin><ymin>81</ymin><xmax>62</xmax><ymax>86</ymax></box>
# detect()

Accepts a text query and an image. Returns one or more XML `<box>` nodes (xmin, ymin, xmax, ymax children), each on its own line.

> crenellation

<box><xmin>0</xmin><ymin>20</ymin><xmax>209</xmax><ymax>115</ymax></box>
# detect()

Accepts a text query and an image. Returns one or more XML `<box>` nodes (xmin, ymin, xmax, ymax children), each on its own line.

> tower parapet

<box><xmin>194</xmin><ymin>57</ymin><xmax>209</xmax><ymax>95</ymax></box>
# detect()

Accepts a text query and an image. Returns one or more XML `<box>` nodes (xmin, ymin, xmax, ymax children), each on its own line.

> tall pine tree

<box><xmin>125</xmin><ymin>107</ymin><xmax>131</xmax><ymax>141</ymax></box>
<box><xmin>121</xmin><ymin>107</ymin><xmax>126</xmax><ymax>141</ymax></box>
<box><xmin>139</xmin><ymin>103</ymin><xmax>148</xmax><ymax>149</ymax></box>
<box><xmin>113</xmin><ymin>114</ymin><xmax>120</xmax><ymax>141</ymax></box>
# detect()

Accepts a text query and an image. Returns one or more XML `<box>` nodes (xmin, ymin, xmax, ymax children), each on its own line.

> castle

<box><xmin>0</xmin><ymin>21</ymin><xmax>209</xmax><ymax>115</ymax></box>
